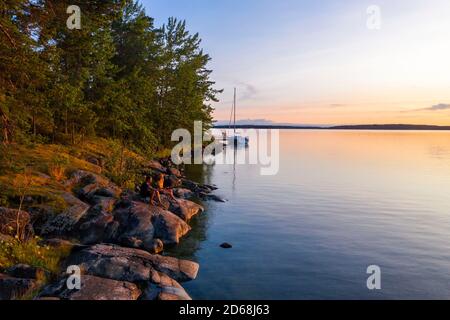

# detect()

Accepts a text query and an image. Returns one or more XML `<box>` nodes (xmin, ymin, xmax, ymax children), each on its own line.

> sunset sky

<box><xmin>144</xmin><ymin>0</ymin><xmax>450</xmax><ymax>125</ymax></box>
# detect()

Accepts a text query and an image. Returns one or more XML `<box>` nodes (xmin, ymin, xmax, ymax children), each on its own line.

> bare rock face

<box><xmin>159</xmin><ymin>196</ymin><xmax>204</xmax><ymax>222</ymax></box>
<box><xmin>167</xmin><ymin>167</ymin><xmax>182</xmax><ymax>178</ymax></box>
<box><xmin>0</xmin><ymin>274</ymin><xmax>38</xmax><ymax>300</ymax></box>
<box><xmin>115</xmin><ymin>201</ymin><xmax>191</xmax><ymax>246</ymax></box>
<box><xmin>6</xmin><ymin>264</ymin><xmax>48</xmax><ymax>280</ymax></box>
<box><xmin>145</xmin><ymin>160</ymin><xmax>166</xmax><ymax>172</ymax></box>
<box><xmin>65</xmin><ymin>170</ymin><xmax>122</xmax><ymax>202</ymax></box>
<box><xmin>39</xmin><ymin>275</ymin><xmax>141</xmax><ymax>300</ymax></box>
<box><xmin>174</xmin><ymin>188</ymin><xmax>195</xmax><ymax>199</ymax></box>
<box><xmin>0</xmin><ymin>207</ymin><xmax>33</xmax><ymax>239</ymax></box>
<box><xmin>78</xmin><ymin>212</ymin><xmax>119</xmax><ymax>245</ymax></box>
<box><xmin>64</xmin><ymin>244</ymin><xmax>199</xmax><ymax>283</ymax></box>
<box><xmin>142</xmin><ymin>270</ymin><xmax>192</xmax><ymax>300</ymax></box>
<box><xmin>40</xmin><ymin>193</ymin><xmax>90</xmax><ymax>237</ymax></box>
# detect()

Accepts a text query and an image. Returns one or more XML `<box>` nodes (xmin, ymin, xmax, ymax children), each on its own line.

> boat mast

<box><xmin>233</xmin><ymin>87</ymin><xmax>236</xmax><ymax>135</ymax></box>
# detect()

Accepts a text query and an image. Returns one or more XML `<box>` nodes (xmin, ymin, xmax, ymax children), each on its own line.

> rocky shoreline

<box><xmin>0</xmin><ymin>159</ymin><xmax>223</xmax><ymax>300</ymax></box>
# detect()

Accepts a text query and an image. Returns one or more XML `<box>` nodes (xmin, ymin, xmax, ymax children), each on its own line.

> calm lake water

<box><xmin>167</xmin><ymin>130</ymin><xmax>450</xmax><ymax>300</ymax></box>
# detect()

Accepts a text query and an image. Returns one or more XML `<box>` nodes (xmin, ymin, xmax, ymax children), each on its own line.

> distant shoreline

<box><xmin>213</xmin><ymin>124</ymin><xmax>450</xmax><ymax>131</ymax></box>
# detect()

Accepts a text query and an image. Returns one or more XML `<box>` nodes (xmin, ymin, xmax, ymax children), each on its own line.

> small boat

<box><xmin>227</xmin><ymin>88</ymin><xmax>249</xmax><ymax>147</ymax></box>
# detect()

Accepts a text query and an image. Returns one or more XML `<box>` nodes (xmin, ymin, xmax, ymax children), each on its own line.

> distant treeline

<box><xmin>214</xmin><ymin>124</ymin><xmax>450</xmax><ymax>130</ymax></box>
<box><xmin>0</xmin><ymin>1</ymin><xmax>220</xmax><ymax>153</ymax></box>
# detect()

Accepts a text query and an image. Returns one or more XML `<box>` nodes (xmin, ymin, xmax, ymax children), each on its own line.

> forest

<box><xmin>0</xmin><ymin>0</ymin><xmax>220</xmax><ymax>154</ymax></box>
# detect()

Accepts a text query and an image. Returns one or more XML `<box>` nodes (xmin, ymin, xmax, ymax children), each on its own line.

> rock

<box><xmin>120</xmin><ymin>236</ymin><xmax>163</xmax><ymax>254</ymax></box>
<box><xmin>41</xmin><ymin>238</ymin><xmax>79</xmax><ymax>251</ymax></box>
<box><xmin>0</xmin><ymin>274</ymin><xmax>38</xmax><ymax>300</ymax></box>
<box><xmin>150</xmin><ymin>239</ymin><xmax>164</xmax><ymax>254</ymax></box>
<box><xmin>78</xmin><ymin>212</ymin><xmax>119</xmax><ymax>245</ymax></box>
<box><xmin>91</xmin><ymin>196</ymin><xmax>116</xmax><ymax>213</ymax></box>
<box><xmin>65</xmin><ymin>170</ymin><xmax>122</xmax><ymax>201</ymax></box>
<box><xmin>0</xmin><ymin>207</ymin><xmax>33</xmax><ymax>239</ymax></box>
<box><xmin>158</xmin><ymin>287</ymin><xmax>192</xmax><ymax>300</ymax></box>
<box><xmin>6</xmin><ymin>264</ymin><xmax>48</xmax><ymax>280</ymax></box>
<box><xmin>182</xmin><ymin>179</ymin><xmax>200</xmax><ymax>191</ymax></box>
<box><xmin>220</xmin><ymin>243</ymin><xmax>233</xmax><ymax>249</ymax></box>
<box><xmin>204</xmin><ymin>184</ymin><xmax>218</xmax><ymax>191</ymax></box>
<box><xmin>173</xmin><ymin>188</ymin><xmax>194</xmax><ymax>199</ymax></box>
<box><xmin>159</xmin><ymin>196</ymin><xmax>204</xmax><ymax>222</ymax></box>
<box><xmin>167</xmin><ymin>167</ymin><xmax>182</xmax><ymax>178</ymax></box>
<box><xmin>64</xmin><ymin>244</ymin><xmax>199</xmax><ymax>283</ymax></box>
<box><xmin>166</xmin><ymin>175</ymin><xmax>182</xmax><ymax>188</ymax></box>
<box><xmin>114</xmin><ymin>201</ymin><xmax>191</xmax><ymax>246</ymax></box>
<box><xmin>78</xmin><ymin>184</ymin><xmax>121</xmax><ymax>204</ymax></box>
<box><xmin>201</xmin><ymin>194</ymin><xmax>227</xmax><ymax>203</ymax></box>
<box><xmin>39</xmin><ymin>275</ymin><xmax>141</xmax><ymax>300</ymax></box>
<box><xmin>40</xmin><ymin>193</ymin><xmax>90</xmax><ymax>237</ymax></box>
<box><xmin>119</xmin><ymin>236</ymin><xmax>143</xmax><ymax>249</ymax></box>
<box><xmin>86</xmin><ymin>156</ymin><xmax>102</xmax><ymax>167</ymax></box>
<box><xmin>142</xmin><ymin>270</ymin><xmax>191</xmax><ymax>301</ymax></box>
<box><xmin>146</xmin><ymin>160</ymin><xmax>166</xmax><ymax>172</ymax></box>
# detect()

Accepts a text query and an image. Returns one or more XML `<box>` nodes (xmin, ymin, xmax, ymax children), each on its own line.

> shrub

<box><xmin>48</xmin><ymin>154</ymin><xmax>70</xmax><ymax>181</ymax></box>
<box><xmin>0</xmin><ymin>237</ymin><xmax>71</xmax><ymax>275</ymax></box>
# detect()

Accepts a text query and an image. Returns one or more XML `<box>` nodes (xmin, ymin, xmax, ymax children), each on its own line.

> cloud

<box><xmin>329</xmin><ymin>104</ymin><xmax>346</xmax><ymax>108</ymax></box>
<box><xmin>239</xmin><ymin>83</ymin><xmax>258</xmax><ymax>101</ymax></box>
<box><xmin>221</xmin><ymin>82</ymin><xmax>258</xmax><ymax>104</ymax></box>
<box><xmin>419</xmin><ymin>103</ymin><xmax>450</xmax><ymax>111</ymax></box>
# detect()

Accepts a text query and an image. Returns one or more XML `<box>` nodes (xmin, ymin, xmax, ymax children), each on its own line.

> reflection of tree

<box><xmin>165</xmin><ymin>164</ymin><xmax>212</xmax><ymax>261</ymax></box>
<box><xmin>165</xmin><ymin>207</ymin><xmax>210</xmax><ymax>261</ymax></box>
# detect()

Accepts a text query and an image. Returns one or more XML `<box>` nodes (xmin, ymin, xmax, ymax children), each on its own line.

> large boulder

<box><xmin>173</xmin><ymin>188</ymin><xmax>194</xmax><ymax>199</ymax></box>
<box><xmin>0</xmin><ymin>274</ymin><xmax>38</xmax><ymax>300</ymax></box>
<box><xmin>167</xmin><ymin>167</ymin><xmax>182</xmax><ymax>178</ymax></box>
<box><xmin>6</xmin><ymin>264</ymin><xmax>48</xmax><ymax>280</ymax></box>
<box><xmin>65</xmin><ymin>170</ymin><xmax>122</xmax><ymax>203</ymax></box>
<box><xmin>39</xmin><ymin>193</ymin><xmax>90</xmax><ymax>237</ymax></box>
<box><xmin>64</xmin><ymin>244</ymin><xmax>199</xmax><ymax>283</ymax></box>
<box><xmin>77</xmin><ymin>212</ymin><xmax>119</xmax><ymax>245</ymax></box>
<box><xmin>159</xmin><ymin>196</ymin><xmax>204</xmax><ymax>222</ymax></box>
<box><xmin>0</xmin><ymin>207</ymin><xmax>33</xmax><ymax>239</ymax></box>
<box><xmin>39</xmin><ymin>275</ymin><xmax>141</xmax><ymax>300</ymax></box>
<box><xmin>145</xmin><ymin>160</ymin><xmax>166</xmax><ymax>173</ymax></box>
<box><xmin>142</xmin><ymin>270</ymin><xmax>191</xmax><ymax>301</ymax></box>
<box><xmin>114</xmin><ymin>201</ymin><xmax>191</xmax><ymax>246</ymax></box>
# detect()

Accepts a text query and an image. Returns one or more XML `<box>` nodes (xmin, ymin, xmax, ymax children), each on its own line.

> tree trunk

<box><xmin>32</xmin><ymin>111</ymin><xmax>36</xmax><ymax>136</ymax></box>
<box><xmin>0</xmin><ymin>106</ymin><xmax>11</xmax><ymax>144</ymax></box>
<box><xmin>71</xmin><ymin>122</ymin><xmax>75</xmax><ymax>144</ymax></box>
<box><xmin>65</xmin><ymin>110</ymin><xmax>68</xmax><ymax>134</ymax></box>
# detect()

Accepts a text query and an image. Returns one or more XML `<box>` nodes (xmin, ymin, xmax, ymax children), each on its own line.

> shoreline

<box><xmin>213</xmin><ymin>124</ymin><xmax>450</xmax><ymax>130</ymax></box>
<box><xmin>0</xmin><ymin>155</ymin><xmax>222</xmax><ymax>300</ymax></box>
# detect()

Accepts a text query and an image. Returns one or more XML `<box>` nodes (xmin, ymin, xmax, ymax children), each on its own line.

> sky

<box><xmin>142</xmin><ymin>0</ymin><xmax>450</xmax><ymax>126</ymax></box>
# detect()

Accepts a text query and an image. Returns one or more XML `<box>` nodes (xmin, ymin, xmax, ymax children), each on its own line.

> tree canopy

<box><xmin>0</xmin><ymin>0</ymin><xmax>220</xmax><ymax>154</ymax></box>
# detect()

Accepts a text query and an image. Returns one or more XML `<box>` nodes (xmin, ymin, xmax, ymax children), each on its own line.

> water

<box><xmin>167</xmin><ymin>130</ymin><xmax>450</xmax><ymax>300</ymax></box>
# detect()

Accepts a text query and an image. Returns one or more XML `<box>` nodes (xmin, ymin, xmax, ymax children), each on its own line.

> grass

<box><xmin>0</xmin><ymin>237</ymin><xmax>72</xmax><ymax>275</ymax></box>
<box><xmin>0</xmin><ymin>236</ymin><xmax>73</xmax><ymax>300</ymax></box>
<box><xmin>0</xmin><ymin>137</ymin><xmax>153</xmax><ymax>209</ymax></box>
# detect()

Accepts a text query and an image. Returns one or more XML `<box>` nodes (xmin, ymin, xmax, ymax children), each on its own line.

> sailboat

<box><xmin>227</xmin><ymin>88</ymin><xmax>249</xmax><ymax>146</ymax></box>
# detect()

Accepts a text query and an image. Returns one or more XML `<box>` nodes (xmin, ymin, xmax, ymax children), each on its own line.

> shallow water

<box><xmin>167</xmin><ymin>130</ymin><xmax>450</xmax><ymax>300</ymax></box>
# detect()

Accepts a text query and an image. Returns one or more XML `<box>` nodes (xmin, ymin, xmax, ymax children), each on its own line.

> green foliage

<box><xmin>0</xmin><ymin>0</ymin><xmax>220</xmax><ymax>152</ymax></box>
<box><xmin>0</xmin><ymin>237</ymin><xmax>71</xmax><ymax>275</ymax></box>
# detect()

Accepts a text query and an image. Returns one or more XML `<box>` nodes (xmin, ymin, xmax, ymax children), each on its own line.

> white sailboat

<box><xmin>226</xmin><ymin>88</ymin><xmax>249</xmax><ymax>146</ymax></box>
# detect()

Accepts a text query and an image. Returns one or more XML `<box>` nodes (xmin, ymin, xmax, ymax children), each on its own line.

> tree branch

<box><xmin>0</xmin><ymin>23</ymin><xmax>16</xmax><ymax>49</ymax></box>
